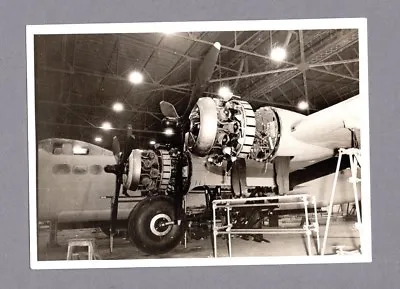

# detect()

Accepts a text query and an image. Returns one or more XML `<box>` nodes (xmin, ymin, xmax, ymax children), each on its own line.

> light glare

<box><xmin>94</xmin><ymin>137</ymin><xmax>102</xmax><ymax>143</ymax></box>
<box><xmin>270</xmin><ymin>46</ymin><xmax>287</xmax><ymax>62</ymax></box>
<box><xmin>164</xmin><ymin>128</ymin><xmax>174</xmax><ymax>136</ymax></box>
<box><xmin>101</xmin><ymin>122</ymin><xmax>112</xmax><ymax>131</ymax></box>
<box><xmin>297</xmin><ymin>100</ymin><xmax>309</xmax><ymax>110</ymax></box>
<box><xmin>128</xmin><ymin>71</ymin><xmax>143</xmax><ymax>84</ymax></box>
<box><xmin>149</xmin><ymin>140</ymin><xmax>156</xmax><ymax>145</ymax></box>
<box><xmin>73</xmin><ymin>146</ymin><xmax>88</xmax><ymax>155</ymax></box>
<box><xmin>218</xmin><ymin>86</ymin><xmax>233</xmax><ymax>100</ymax></box>
<box><xmin>163</xmin><ymin>30</ymin><xmax>175</xmax><ymax>35</ymax></box>
<box><xmin>112</xmin><ymin>102</ymin><xmax>124</xmax><ymax>112</ymax></box>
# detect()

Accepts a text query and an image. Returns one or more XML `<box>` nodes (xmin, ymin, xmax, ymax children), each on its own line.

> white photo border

<box><xmin>26</xmin><ymin>17</ymin><xmax>371</xmax><ymax>270</ymax></box>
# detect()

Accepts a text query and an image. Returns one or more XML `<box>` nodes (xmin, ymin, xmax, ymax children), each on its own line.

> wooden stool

<box><xmin>66</xmin><ymin>238</ymin><xmax>96</xmax><ymax>260</ymax></box>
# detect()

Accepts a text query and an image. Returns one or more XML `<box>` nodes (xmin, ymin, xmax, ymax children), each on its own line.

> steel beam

<box><xmin>38</xmin><ymin>100</ymin><xmax>164</xmax><ymax>116</ymax></box>
<box><xmin>299</xmin><ymin>30</ymin><xmax>310</xmax><ymax>110</ymax></box>
<box><xmin>41</xmin><ymin>66</ymin><xmax>192</xmax><ymax>93</ymax></box>
<box><xmin>309</xmin><ymin>58</ymin><xmax>359</xmax><ymax>68</ymax></box>
<box><xmin>247</xmin><ymin>29</ymin><xmax>359</xmax><ymax>98</ymax></box>
<box><xmin>208</xmin><ymin>66</ymin><xmax>299</xmax><ymax>82</ymax></box>
<box><xmin>121</xmin><ymin>34</ymin><xmax>238</xmax><ymax>74</ymax></box>
<box><xmin>37</xmin><ymin>121</ymin><xmax>164</xmax><ymax>134</ymax></box>
<box><xmin>173</xmin><ymin>33</ymin><xmax>298</xmax><ymax>67</ymax></box>
<box><xmin>233</xmin><ymin>58</ymin><xmax>245</xmax><ymax>89</ymax></box>
<box><xmin>310</xmin><ymin>67</ymin><xmax>359</xmax><ymax>81</ymax></box>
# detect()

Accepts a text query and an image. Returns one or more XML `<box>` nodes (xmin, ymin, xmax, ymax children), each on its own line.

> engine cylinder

<box><xmin>123</xmin><ymin>148</ymin><xmax>192</xmax><ymax>195</ymax></box>
<box><xmin>123</xmin><ymin>149</ymin><xmax>174</xmax><ymax>192</ymax></box>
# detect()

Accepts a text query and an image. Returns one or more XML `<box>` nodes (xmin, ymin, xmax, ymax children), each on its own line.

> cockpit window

<box><xmin>72</xmin><ymin>146</ymin><xmax>89</xmax><ymax>155</ymax></box>
<box><xmin>52</xmin><ymin>143</ymin><xmax>63</xmax><ymax>155</ymax></box>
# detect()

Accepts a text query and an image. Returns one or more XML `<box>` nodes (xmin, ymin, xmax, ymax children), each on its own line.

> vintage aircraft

<box><xmin>36</xmin><ymin>138</ymin><xmax>143</xmax><ymax>238</ymax></box>
<box><xmin>103</xmin><ymin>41</ymin><xmax>364</xmax><ymax>255</ymax></box>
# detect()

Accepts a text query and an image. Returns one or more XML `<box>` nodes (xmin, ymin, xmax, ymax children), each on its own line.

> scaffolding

<box><xmin>321</xmin><ymin>148</ymin><xmax>362</xmax><ymax>256</ymax></box>
<box><xmin>212</xmin><ymin>194</ymin><xmax>320</xmax><ymax>257</ymax></box>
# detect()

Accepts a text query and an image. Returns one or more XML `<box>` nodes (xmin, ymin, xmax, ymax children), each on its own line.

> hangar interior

<box><xmin>34</xmin><ymin>28</ymin><xmax>363</xmax><ymax>260</ymax></box>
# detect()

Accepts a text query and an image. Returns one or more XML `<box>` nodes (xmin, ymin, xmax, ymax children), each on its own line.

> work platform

<box><xmin>212</xmin><ymin>194</ymin><xmax>320</xmax><ymax>257</ymax></box>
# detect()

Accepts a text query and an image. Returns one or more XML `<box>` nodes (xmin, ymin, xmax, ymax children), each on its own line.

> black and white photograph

<box><xmin>26</xmin><ymin>18</ymin><xmax>371</xmax><ymax>269</ymax></box>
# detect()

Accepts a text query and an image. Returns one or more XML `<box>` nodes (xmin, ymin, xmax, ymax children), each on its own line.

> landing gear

<box><xmin>127</xmin><ymin>195</ymin><xmax>186</xmax><ymax>255</ymax></box>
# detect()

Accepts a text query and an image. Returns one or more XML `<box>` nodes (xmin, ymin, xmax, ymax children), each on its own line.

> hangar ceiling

<box><xmin>34</xmin><ymin>28</ymin><xmax>359</xmax><ymax>149</ymax></box>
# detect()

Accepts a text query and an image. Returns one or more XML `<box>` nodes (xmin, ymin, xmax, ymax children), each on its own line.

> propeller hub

<box><xmin>104</xmin><ymin>164</ymin><xmax>122</xmax><ymax>175</ymax></box>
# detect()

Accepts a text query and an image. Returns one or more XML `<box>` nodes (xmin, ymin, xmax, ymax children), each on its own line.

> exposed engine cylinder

<box><xmin>123</xmin><ymin>149</ymin><xmax>174</xmax><ymax>192</ymax></box>
<box><xmin>123</xmin><ymin>148</ymin><xmax>192</xmax><ymax>195</ymax></box>
<box><xmin>187</xmin><ymin>96</ymin><xmax>256</xmax><ymax>166</ymax></box>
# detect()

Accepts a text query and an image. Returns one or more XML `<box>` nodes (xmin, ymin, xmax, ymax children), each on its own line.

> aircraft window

<box><xmin>73</xmin><ymin>146</ymin><xmax>89</xmax><ymax>155</ymax></box>
<box><xmin>89</xmin><ymin>165</ymin><xmax>103</xmax><ymax>175</ymax></box>
<box><xmin>62</xmin><ymin>143</ymin><xmax>74</xmax><ymax>155</ymax></box>
<box><xmin>72</xmin><ymin>165</ymin><xmax>88</xmax><ymax>175</ymax></box>
<box><xmin>52</xmin><ymin>164</ymin><xmax>71</xmax><ymax>175</ymax></box>
<box><xmin>52</xmin><ymin>143</ymin><xmax>63</xmax><ymax>155</ymax></box>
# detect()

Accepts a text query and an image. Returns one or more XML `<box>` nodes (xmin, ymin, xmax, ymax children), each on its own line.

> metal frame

<box><xmin>35</xmin><ymin>29</ymin><xmax>359</xmax><ymax>144</ymax></box>
<box><xmin>212</xmin><ymin>194</ymin><xmax>320</xmax><ymax>258</ymax></box>
<box><xmin>321</xmin><ymin>148</ymin><xmax>362</xmax><ymax>256</ymax></box>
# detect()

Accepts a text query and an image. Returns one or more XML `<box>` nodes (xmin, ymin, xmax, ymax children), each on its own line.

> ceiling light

<box><xmin>164</xmin><ymin>128</ymin><xmax>174</xmax><ymax>136</ymax></box>
<box><xmin>94</xmin><ymin>137</ymin><xmax>102</xmax><ymax>143</ymax></box>
<box><xmin>128</xmin><ymin>71</ymin><xmax>143</xmax><ymax>84</ymax></box>
<box><xmin>270</xmin><ymin>46</ymin><xmax>287</xmax><ymax>62</ymax></box>
<box><xmin>112</xmin><ymin>102</ymin><xmax>124</xmax><ymax>112</ymax></box>
<box><xmin>297</xmin><ymin>100</ymin><xmax>309</xmax><ymax>110</ymax></box>
<box><xmin>149</xmin><ymin>140</ymin><xmax>156</xmax><ymax>145</ymax></box>
<box><xmin>101</xmin><ymin>122</ymin><xmax>112</xmax><ymax>131</ymax></box>
<box><xmin>218</xmin><ymin>86</ymin><xmax>233</xmax><ymax>101</ymax></box>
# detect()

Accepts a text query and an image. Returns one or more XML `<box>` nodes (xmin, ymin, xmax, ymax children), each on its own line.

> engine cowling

<box><xmin>186</xmin><ymin>96</ymin><xmax>317</xmax><ymax>164</ymax></box>
<box><xmin>186</xmin><ymin>96</ymin><xmax>256</xmax><ymax>165</ymax></box>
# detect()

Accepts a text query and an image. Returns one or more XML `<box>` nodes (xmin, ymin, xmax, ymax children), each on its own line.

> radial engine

<box><xmin>185</xmin><ymin>96</ymin><xmax>287</xmax><ymax>166</ymax></box>
<box><xmin>122</xmin><ymin>148</ymin><xmax>191</xmax><ymax>195</ymax></box>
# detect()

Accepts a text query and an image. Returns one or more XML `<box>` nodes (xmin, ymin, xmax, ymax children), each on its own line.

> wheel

<box><xmin>127</xmin><ymin>200</ymin><xmax>148</xmax><ymax>243</ymax></box>
<box><xmin>127</xmin><ymin>195</ymin><xmax>186</xmax><ymax>255</ymax></box>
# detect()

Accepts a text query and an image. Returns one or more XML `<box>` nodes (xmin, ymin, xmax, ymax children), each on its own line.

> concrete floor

<box><xmin>37</xmin><ymin>215</ymin><xmax>360</xmax><ymax>261</ymax></box>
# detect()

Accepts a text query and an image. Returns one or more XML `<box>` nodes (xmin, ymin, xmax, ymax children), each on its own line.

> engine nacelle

<box><xmin>249</xmin><ymin>106</ymin><xmax>326</xmax><ymax>162</ymax></box>
<box><xmin>186</xmin><ymin>96</ymin><xmax>256</xmax><ymax>165</ymax></box>
<box><xmin>123</xmin><ymin>148</ymin><xmax>192</xmax><ymax>194</ymax></box>
<box><xmin>186</xmin><ymin>96</ymin><xmax>316</xmax><ymax>164</ymax></box>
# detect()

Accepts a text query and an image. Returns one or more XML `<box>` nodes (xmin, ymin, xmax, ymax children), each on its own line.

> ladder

<box><xmin>321</xmin><ymin>148</ymin><xmax>362</xmax><ymax>256</ymax></box>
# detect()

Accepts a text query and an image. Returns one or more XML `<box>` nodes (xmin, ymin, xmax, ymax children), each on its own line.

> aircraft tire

<box><xmin>128</xmin><ymin>195</ymin><xmax>186</xmax><ymax>255</ymax></box>
<box><xmin>127</xmin><ymin>200</ymin><xmax>149</xmax><ymax>244</ymax></box>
